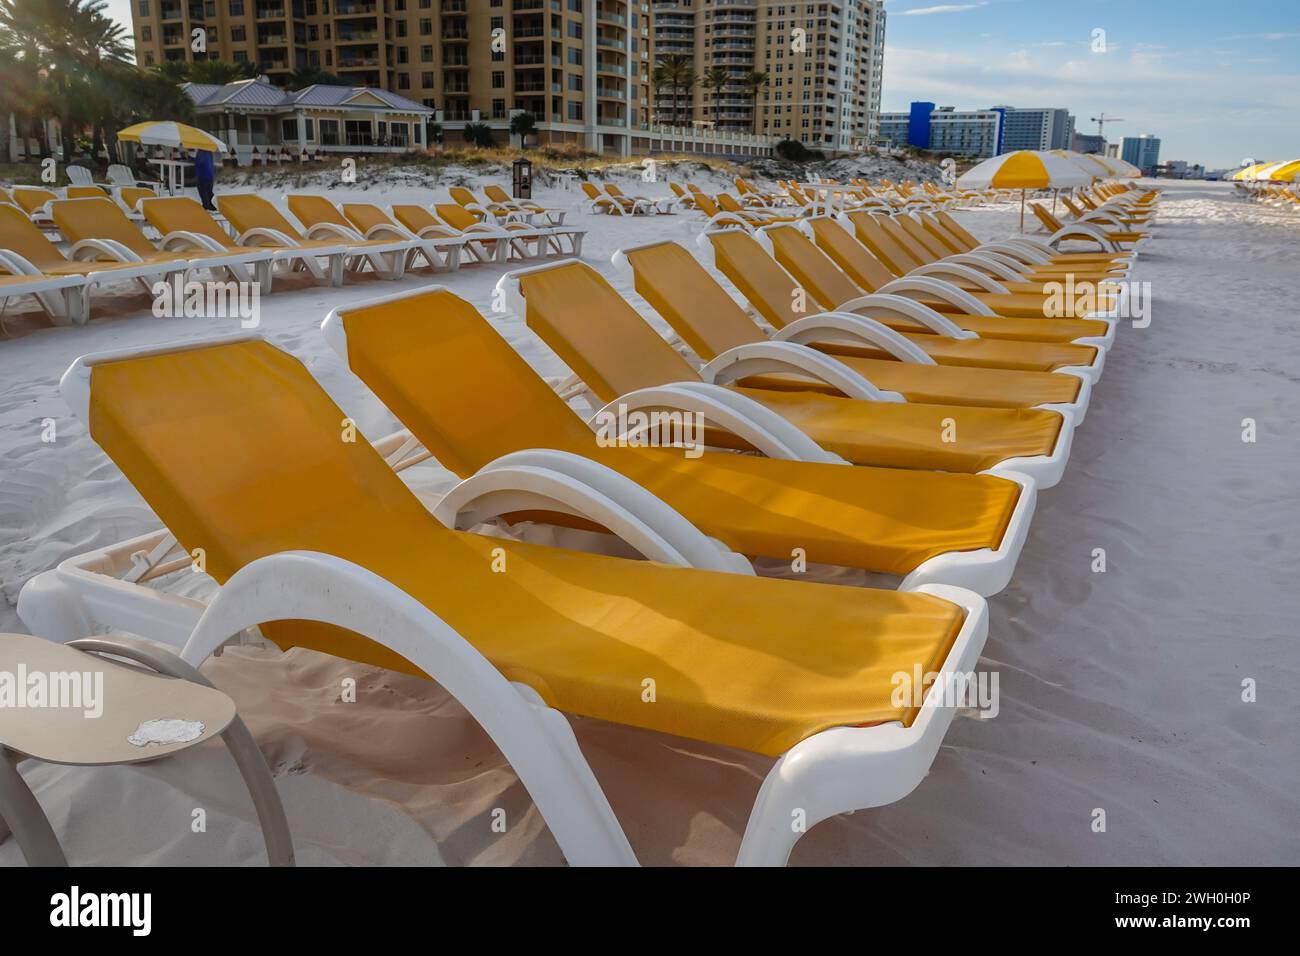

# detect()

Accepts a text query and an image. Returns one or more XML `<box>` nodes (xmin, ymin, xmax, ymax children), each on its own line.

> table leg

<box><xmin>0</xmin><ymin>748</ymin><xmax>68</xmax><ymax>866</ymax></box>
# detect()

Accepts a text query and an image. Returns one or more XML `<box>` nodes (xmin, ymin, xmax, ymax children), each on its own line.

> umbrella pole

<box><xmin>1019</xmin><ymin>189</ymin><xmax>1025</xmax><ymax>232</ymax></box>
<box><xmin>1052</xmin><ymin>188</ymin><xmax>1058</xmax><ymax>215</ymax></box>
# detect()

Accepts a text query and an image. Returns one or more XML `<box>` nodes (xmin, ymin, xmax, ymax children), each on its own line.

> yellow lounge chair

<box><xmin>0</xmin><ymin>204</ymin><xmax>186</xmax><ymax>323</ymax></box>
<box><xmin>11</xmin><ymin>187</ymin><xmax>59</xmax><ymax>227</ymax></box>
<box><xmin>27</xmin><ymin>333</ymin><xmax>991</xmax><ymax>866</ymax></box>
<box><xmin>581</xmin><ymin>181</ymin><xmax>647</xmax><ymax>215</ymax></box>
<box><xmin>843</xmin><ymin>211</ymin><xmax>1129</xmax><ymax>309</ymax></box>
<box><xmin>482</xmin><ymin>183</ymin><xmax>567</xmax><ymax>225</ymax></box>
<box><xmin>606</xmin><ymin>183</ymin><xmax>671</xmax><ymax>214</ymax></box>
<box><xmin>1031</xmin><ymin>203</ymin><xmax>1148</xmax><ymax>248</ymax></box>
<box><xmin>496</xmin><ymin>257</ymin><xmax>1072</xmax><ymax>487</ymax></box>
<box><xmin>877</xmin><ymin>209</ymin><xmax>1132</xmax><ymax>279</ymax></box>
<box><xmin>139</xmin><ymin>196</ymin><xmax>358</xmax><ymax>291</ymax></box>
<box><xmin>286</xmin><ymin>193</ymin><xmax>462</xmax><ymax>273</ymax></box>
<box><xmin>50</xmin><ymin>196</ymin><xmax>277</xmax><ymax>289</ymax></box>
<box><xmin>217</xmin><ymin>193</ymin><xmax>367</xmax><ymax>286</ymax></box>
<box><xmin>611</xmin><ymin>238</ymin><xmax>1092</xmax><ymax>422</ymax></box>
<box><xmin>326</xmin><ymin>281</ymin><xmax>1036</xmax><ymax>595</ymax></box>
<box><xmin>802</xmin><ymin>216</ymin><xmax>1117</xmax><ymax>343</ymax></box>
<box><xmin>437</xmin><ymin>201</ymin><xmax>584</xmax><ymax>257</ymax></box>
<box><xmin>699</xmin><ymin>227</ymin><xmax>1105</xmax><ymax>381</ymax></box>
<box><xmin>387</xmin><ymin>203</ymin><xmax>511</xmax><ymax>264</ymax></box>
<box><xmin>735</xmin><ymin>225</ymin><xmax>1106</xmax><ymax>379</ymax></box>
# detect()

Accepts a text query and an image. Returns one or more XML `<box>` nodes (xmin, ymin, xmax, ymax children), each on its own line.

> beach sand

<box><xmin>1</xmin><ymin>177</ymin><xmax>1296</xmax><ymax>865</ymax></box>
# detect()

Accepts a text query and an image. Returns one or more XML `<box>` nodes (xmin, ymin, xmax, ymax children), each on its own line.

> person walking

<box><xmin>194</xmin><ymin>147</ymin><xmax>217</xmax><ymax>211</ymax></box>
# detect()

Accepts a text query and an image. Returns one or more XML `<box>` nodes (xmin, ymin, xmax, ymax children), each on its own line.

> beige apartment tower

<box><xmin>650</xmin><ymin>0</ymin><xmax>885</xmax><ymax>152</ymax></box>
<box><xmin>130</xmin><ymin>0</ymin><xmax>880</xmax><ymax>154</ymax></box>
<box><xmin>131</xmin><ymin>0</ymin><xmax>652</xmax><ymax>153</ymax></box>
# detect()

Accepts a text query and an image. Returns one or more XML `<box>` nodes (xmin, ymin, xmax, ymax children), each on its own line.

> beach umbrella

<box><xmin>957</xmin><ymin>149</ymin><xmax>1091</xmax><ymax>230</ymax></box>
<box><xmin>1261</xmin><ymin>159</ymin><xmax>1300</xmax><ymax>182</ymax></box>
<box><xmin>116</xmin><ymin>121</ymin><xmax>228</xmax><ymax>153</ymax></box>
<box><xmin>1233</xmin><ymin>163</ymin><xmax>1270</xmax><ymax>181</ymax></box>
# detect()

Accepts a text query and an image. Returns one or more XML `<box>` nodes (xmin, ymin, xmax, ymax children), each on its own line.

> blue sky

<box><xmin>881</xmin><ymin>0</ymin><xmax>1300</xmax><ymax>168</ymax></box>
<box><xmin>101</xmin><ymin>0</ymin><xmax>1298</xmax><ymax>168</ymax></box>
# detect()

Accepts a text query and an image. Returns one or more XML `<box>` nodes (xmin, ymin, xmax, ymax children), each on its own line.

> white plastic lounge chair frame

<box><xmin>0</xmin><ymin>272</ymin><xmax>87</xmax><ymax>327</ymax></box>
<box><xmin>693</xmin><ymin>229</ymin><xmax>1100</xmax><ymax>410</ymax></box>
<box><xmin>285</xmin><ymin>196</ymin><xmax>463</xmax><ymax>275</ymax></box>
<box><xmin>495</xmin><ymin>259</ymin><xmax>1039</xmax><ymax>592</ymax></box>
<box><xmin>610</xmin><ymin>241</ymin><xmax>1076</xmax><ymax>487</ymax></box>
<box><xmin>744</xmin><ymin>224</ymin><xmax>1108</xmax><ymax>385</ymax></box>
<box><xmin>19</xmin><ymin>334</ymin><xmax>992</xmax><ymax>867</ymax></box>
<box><xmin>0</xmin><ymin>248</ymin><xmax>188</xmax><ymax>325</ymax></box>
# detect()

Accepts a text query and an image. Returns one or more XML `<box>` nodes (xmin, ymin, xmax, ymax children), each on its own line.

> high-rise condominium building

<box><xmin>650</xmin><ymin>0</ymin><xmax>885</xmax><ymax>152</ymax></box>
<box><xmin>130</xmin><ymin>0</ymin><xmax>880</xmax><ymax>155</ymax></box>
<box><xmin>1120</xmin><ymin>134</ymin><xmax>1161</xmax><ymax>172</ymax></box>
<box><xmin>130</xmin><ymin>0</ymin><xmax>656</xmax><ymax>155</ymax></box>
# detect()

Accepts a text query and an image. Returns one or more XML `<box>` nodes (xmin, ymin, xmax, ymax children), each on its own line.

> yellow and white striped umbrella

<box><xmin>1110</xmin><ymin>158</ymin><xmax>1142</xmax><ymax>178</ymax></box>
<box><xmin>117</xmin><ymin>121</ymin><xmax>228</xmax><ymax>152</ymax></box>
<box><xmin>1256</xmin><ymin>159</ymin><xmax>1300</xmax><ymax>182</ymax></box>
<box><xmin>956</xmin><ymin>149</ymin><xmax>1092</xmax><ymax>189</ymax></box>
<box><xmin>1052</xmin><ymin>149</ymin><xmax>1118</xmax><ymax>180</ymax></box>
<box><xmin>1233</xmin><ymin>163</ymin><xmax>1272</xmax><ymax>181</ymax></box>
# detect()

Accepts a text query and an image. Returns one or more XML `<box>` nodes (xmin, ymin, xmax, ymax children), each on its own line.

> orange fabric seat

<box><xmin>621</xmin><ymin>239</ymin><xmax>1082</xmax><ymax>409</ymax></box>
<box><xmin>89</xmin><ymin>337</ymin><xmax>967</xmax><ymax>756</ymax></box>
<box><xmin>336</xmin><ymin>288</ymin><xmax>1023</xmax><ymax>576</ymax></box>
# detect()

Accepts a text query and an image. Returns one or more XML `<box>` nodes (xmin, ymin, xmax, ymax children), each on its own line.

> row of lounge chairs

<box><xmin>16</xmin><ymin>185</ymin><xmax>1160</xmax><ymax>865</ymax></box>
<box><xmin>0</xmin><ymin>191</ymin><xmax>586</xmax><ymax>324</ymax></box>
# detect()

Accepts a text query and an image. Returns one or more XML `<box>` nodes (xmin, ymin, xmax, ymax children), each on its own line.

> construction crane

<box><xmin>1091</xmin><ymin>114</ymin><xmax>1125</xmax><ymax>138</ymax></box>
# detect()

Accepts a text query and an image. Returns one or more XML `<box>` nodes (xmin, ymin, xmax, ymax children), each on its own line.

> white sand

<box><xmin>1</xmin><ymin>177</ymin><xmax>1297</xmax><ymax>866</ymax></box>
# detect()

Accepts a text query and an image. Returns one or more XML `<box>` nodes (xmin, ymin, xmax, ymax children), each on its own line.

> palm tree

<box><xmin>509</xmin><ymin>110</ymin><xmax>536</xmax><ymax>149</ymax></box>
<box><xmin>742</xmin><ymin>70</ymin><xmax>769</xmax><ymax>135</ymax></box>
<box><xmin>654</xmin><ymin>53</ymin><xmax>694</xmax><ymax>128</ymax></box>
<box><xmin>290</xmin><ymin>65</ymin><xmax>344</xmax><ymax>88</ymax></box>
<box><xmin>701</xmin><ymin>66</ymin><xmax>730</xmax><ymax>128</ymax></box>
<box><xmin>190</xmin><ymin>58</ymin><xmax>256</xmax><ymax>85</ymax></box>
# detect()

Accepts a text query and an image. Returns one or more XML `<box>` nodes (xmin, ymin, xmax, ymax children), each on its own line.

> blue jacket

<box><xmin>193</xmin><ymin>149</ymin><xmax>215</xmax><ymax>181</ymax></box>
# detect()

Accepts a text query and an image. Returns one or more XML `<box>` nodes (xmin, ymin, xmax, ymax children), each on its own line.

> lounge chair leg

<box><xmin>329</xmin><ymin>255</ymin><xmax>345</xmax><ymax>287</ymax></box>
<box><xmin>178</xmin><ymin>551</ymin><xmax>639</xmax><ymax>866</ymax></box>
<box><xmin>255</xmin><ymin>259</ymin><xmax>273</xmax><ymax>293</ymax></box>
<box><xmin>0</xmin><ymin>748</ymin><xmax>68</xmax><ymax>866</ymax></box>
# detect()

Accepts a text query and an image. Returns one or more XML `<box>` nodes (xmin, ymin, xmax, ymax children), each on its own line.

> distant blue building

<box><xmin>1121</xmin><ymin>135</ymin><xmax>1161</xmax><ymax>172</ymax></box>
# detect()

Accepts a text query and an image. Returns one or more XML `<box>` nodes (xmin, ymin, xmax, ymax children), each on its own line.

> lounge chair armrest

<box><xmin>303</xmin><ymin>222</ymin><xmax>360</xmax><ymax>242</ymax></box>
<box><xmin>954</xmin><ymin>250</ymin><xmax>1033</xmax><ymax>277</ymax></box>
<box><xmin>927</xmin><ymin>253</ymin><xmax>1023</xmax><ymax>284</ymax></box>
<box><xmin>437</xmin><ymin>450</ymin><xmax>753</xmax><ymax>575</ymax></box>
<box><xmin>979</xmin><ymin>240</ymin><xmax>1051</xmax><ymax>266</ymax></box>
<box><xmin>838</xmin><ymin>292</ymin><xmax>978</xmax><ymax>337</ymax></box>
<box><xmin>699</xmin><ymin>341</ymin><xmax>905</xmax><ymax>402</ymax></box>
<box><xmin>774</xmin><ymin>311</ymin><xmax>938</xmax><ymax>365</ymax></box>
<box><xmin>1046</xmin><ymin>223</ymin><xmax>1120</xmax><ymax>253</ymax></box>
<box><xmin>236</xmin><ymin>226</ymin><xmax>299</xmax><ymax>248</ymax></box>
<box><xmin>895</xmin><ymin>261</ymin><xmax>1008</xmax><ymax>294</ymax></box>
<box><xmin>0</xmin><ymin>249</ymin><xmax>43</xmax><ymax>277</ymax></box>
<box><xmin>68</xmin><ymin>238</ymin><xmax>144</xmax><ymax>263</ymax></box>
<box><xmin>169</xmin><ymin>549</ymin><xmax>638</xmax><ymax>865</ymax></box>
<box><xmin>737</xmin><ymin>581</ymin><xmax>990</xmax><ymax>866</ymax></box>
<box><xmin>359</xmin><ymin>222</ymin><xmax>406</xmax><ymax>241</ymax></box>
<box><xmin>158</xmin><ymin>230</ymin><xmax>228</xmax><ymax>254</ymax></box>
<box><xmin>591</xmin><ymin>382</ymin><xmax>847</xmax><ymax>464</ymax></box>
<box><xmin>872</xmin><ymin>277</ymin><xmax>995</xmax><ymax>321</ymax></box>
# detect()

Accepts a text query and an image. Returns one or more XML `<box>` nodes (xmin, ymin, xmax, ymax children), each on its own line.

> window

<box><xmin>138</xmin><ymin>0</ymin><xmax>149</xmax><ymax>14</ymax></box>
<box><xmin>141</xmin><ymin>26</ymin><xmax>151</xmax><ymax>41</ymax></box>
<box><xmin>319</xmin><ymin>119</ymin><xmax>339</xmax><ymax>146</ymax></box>
<box><xmin>231</xmin><ymin>26</ymin><xmax>245</xmax><ymax>42</ymax></box>
<box><xmin>344</xmin><ymin>120</ymin><xmax>373</xmax><ymax>146</ymax></box>
<box><xmin>398</xmin><ymin>73</ymin><xmax>410</xmax><ymax>89</ymax></box>
<box><xmin>421</xmin><ymin>71</ymin><xmax>434</xmax><ymax>87</ymax></box>
<box><xmin>281</xmin><ymin>118</ymin><xmax>315</xmax><ymax>141</ymax></box>
<box><xmin>491</xmin><ymin>71</ymin><xmax>504</xmax><ymax>88</ymax></box>
<box><xmin>567</xmin><ymin>101</ymin><xmax>583</xmax><ymax>121</ymax></box>
<box><xmin>419</xmin><ymin>18</ymin><xmax>431</xmax><ymax>35</ymax></box>
<box><xmin>228</xmin><ymin>0</ymin><xmax>242</xmax><ymax>14</ymax></box>
<box><xmin>420</xmin><ymin>44</ymin><xmax>432</xmax><ymax>62</ymax></box>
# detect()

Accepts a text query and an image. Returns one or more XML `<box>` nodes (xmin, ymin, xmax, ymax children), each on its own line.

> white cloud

<box><xmin>899</xmin><ymin>2</ymin><xmax>987</xmax><ymax>15</ymax></box>
<box><xmin>879</xmin><ymin>43</ymin><xmax>1300</xmax><ymax>166</ymax></box>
